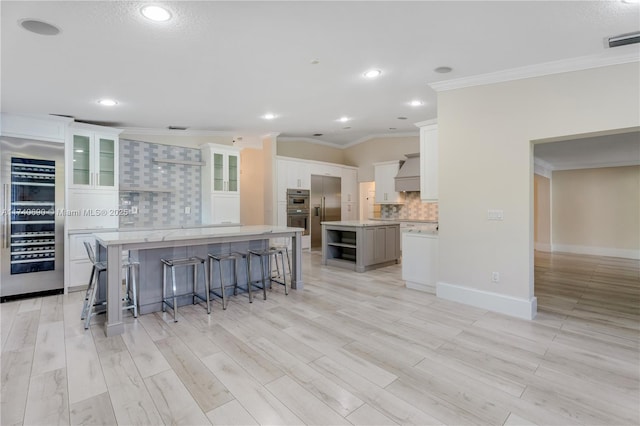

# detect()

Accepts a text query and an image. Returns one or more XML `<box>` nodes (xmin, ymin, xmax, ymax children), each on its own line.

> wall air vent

<box><xmin>608</xmin><ymin>31</ymin><xmax>640</xmax><ymax>48</ymax></box>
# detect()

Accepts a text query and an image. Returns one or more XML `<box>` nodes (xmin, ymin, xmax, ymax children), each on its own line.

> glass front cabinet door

<box><xmin>210</xmin><ymin>149</ymin><xmax>239</xmax><ymax>194</ymax></box>
<box><xmin>69</xmin><ymin>129</ymin><xmax>119</xmax><ymax>190</ymax></box>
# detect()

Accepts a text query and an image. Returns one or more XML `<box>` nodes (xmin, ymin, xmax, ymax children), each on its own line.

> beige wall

<box><xmin>534</xmin><ymin>174</ymin><xmax>551</xmax><ymax>250</ymax></box>
<box><xmin>119</xmin><ymin>132</ymin><xmax>233</xmax><ymax>149</ymax></box>
<box><xmin>343</xmin><ymin>136</ymin><xmax>420</xmax><ymax>181</ymax></box>
<box><xmin>277</xmin><ymin>139</ymin><xmax>345</xmax><ymax>164</ymax></box>
<box><xmin>552</xmin><ymin>166</ymin><xmax>639</xmax><ymax>253</ymax></box>
<box><xmin>438</xmin><ymin>62</ymin><xmax>640</xmax><ymax>303</ymax></box>
<box><xmin>262</xmin><ymin>135</ymin><xmax>276</xmax><ymax>225</ymax></box>
<box><xmin>240</xmin><ymin>148</ymin><xmax>265</xmax><ymax>225</ymax></box>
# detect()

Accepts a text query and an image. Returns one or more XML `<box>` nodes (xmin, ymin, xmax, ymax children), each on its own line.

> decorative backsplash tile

<box><xmin>380</xmin><ymin>191</ymin><xmax>438</xmax><ymax>220</ymax></box>
<box><xmin>119</xmin><ymin>139</ymin><xmax>202</xmax><ymax>228</ymax></box>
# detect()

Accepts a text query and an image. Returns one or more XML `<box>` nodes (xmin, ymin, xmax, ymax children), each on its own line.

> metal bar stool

<box><xmin>270</xmin><ymin>242</ymin><xmax>291</xmax><ymax>284</ymax></box>
<box><xmin>208</xmin><ymin>253</ymin><xmax>246</xmax><ymax>309</ymax></box>
<box><xmin>81</xmin><ymin>242</ymin><xmax>139</xmax><ymax>330</ymax></box>
<box><xmin>248</xmin><ymin>247</ymin><xmax>289</xmax><ymax>297</ymax></box>
<box><xmin>161</xmin><ymin>256</ymin><xmax>210</xmax><ymax>322</ymax></box>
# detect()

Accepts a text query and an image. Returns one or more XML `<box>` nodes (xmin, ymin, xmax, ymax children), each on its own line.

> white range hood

<box><xmin>394</xmin><ymin>153</ymin><xmax>420</xmax><ymax>192</ymax></box>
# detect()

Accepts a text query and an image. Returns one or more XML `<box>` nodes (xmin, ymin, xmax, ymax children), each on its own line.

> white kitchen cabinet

<box><xmin>66</xmin><ymin>233</ymin><xmax>96</xmax><ymax>289</ymax></box>
<box><xmin>416</xmin><ymin>121</ymin><xmax>438</xmax><ymax>201</ymax></box>
<box><xmin>202</xmin><ymin>143</ymin><xmax>241</xmax><ymax>224</ymax></box>
<box><xmin>287</xmin><ymin>161</ymin><xmax>311</xmax><ymax>190</ymax></box>
<box><xmin>402</xmin><ymin>231</ymin><xmax>438</xmax><ymax>293</ymax></box>
<box><xmin>374</xmin><ymin>161</ymin><xmax>405</xmax><ymax>204</ymax></box>
<box><xmin>341</xmin><ymin>202</ymin><xmax>358</xmax><ymax>221</ymax></box>
<box><xmin>341</xmin><ymin>167</ymin><xmax>358</xmax><ymax>220</ymax></box>
<box><xmin>276</xmin><ymin>158</ymin><xmax>311</xmax><ymax>202</ymax></box>
<box><xmin>202</xmin><ymin>144</ymin><xmax>240</xmax><ymax>194</ymax></box>
<box><xmin>341</xmin><ymin>168</ymin><xmax>358</xmax><ymax>203</ymax></box>
<box><xmin>1</xmin><ymin>113</ymin><xmax>71</xmax><ymax>143</ymax></box>
<box><xmin>309</xmin><ymin>162</ymin><xmax>342</xmax><ymax>178</ymax></box>
<box><xmin>68</xmin><ymin>126</ymin><xmax>120</xmax><ymax>190</ymax></box>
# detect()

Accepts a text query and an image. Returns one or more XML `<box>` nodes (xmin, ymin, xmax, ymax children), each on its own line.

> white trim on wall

<box><xmin>535</xmin><ymin>243</ymin><xmax>552</xmax><ymax>252</ymax></box>
<box><xmin>533</xmin><ymin>158</ymin><xmax>553</xmax><ymax>178</ymax></box>
<box><xmin>429</xmin><ymin>51</ymin><xmax>640</xmax><ymax>92</ymax></box>
<box><xmin>436</xmin><ymin>282</ymin><xmax>538</xmax><ymax>320</ymax></box>
<box><xmin>552</xmin><ymin>244</ymin><xmax>640</xmax><ymax>260</ymax></box>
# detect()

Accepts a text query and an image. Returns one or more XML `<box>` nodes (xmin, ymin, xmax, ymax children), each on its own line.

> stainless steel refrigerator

<box><xmin>1</xmin><ymin>136</ymin><xmax>65</xmax><ymax>301</ymax></box>
<box><xmin>310</xmin><ymin>175</ymin><xmax>341</xmax><ymax>249</ymax></box>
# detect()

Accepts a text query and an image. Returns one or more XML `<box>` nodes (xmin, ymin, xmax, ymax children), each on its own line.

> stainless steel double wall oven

<box><xmin>286</xmin><ymin>189</ymin><xmax>310</xmax><ymax>235</ymax></box>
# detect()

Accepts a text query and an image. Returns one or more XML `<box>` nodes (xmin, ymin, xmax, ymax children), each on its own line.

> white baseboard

<box><xmin>405</xmin><ymin>281</ymin><xmax>436</xmax><ymax>294</ymax></box>
<box><xmin>552</xmin><ymin>244</ymin><xmax>639</xmax><ymax>260</ymax></box>
<box><xmin>534</xmin><ymin>242</ymin><xmax>551</xmax><ymax>252</ymax></box>
<box><xmin>436</xmin><ymin>282</ymin><xmax>537</xmax><ymax>320</ymax></box>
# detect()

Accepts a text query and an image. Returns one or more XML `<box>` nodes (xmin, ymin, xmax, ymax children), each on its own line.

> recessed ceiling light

<box><xmin>313</xmin><ymin>133</ymin><xmax>323</xmax><ymax>136</ymax></box>
<box><xmin>263</xmin><ymin>113</ymin><xmax>277</xmax><ymax>120</ymax></box>
<box><xmin>310</xmin><ymin>59</ymin><xmax>320</xmax><ymax>65</ymax></box>
<box><xmin>97</xmin><ymin>99</ymin><xmax>118</xmax><ymax>106</ymax></box>
<box><xmin>389</xmin><ymin>127</ymin><xmax>397</xmax><ymax>130</ymax></box>
<box><xmin>363</xmin><ymin>69</ymin><xmax>382</xmax><ymax>79</ymax></box>
<box><xmin>141</xmin><ymin>5</ymin><xmax>172</xmax><ymax>22</ymax></box>
<box><xmin>409</xmin><ymin>100</ymin><xmax>424</xmax><ymax>107</ymax></box>
<box><xmin>337</xmin><ymin>117</ymin><xmax>350</xmax><ymax>123</ymax></box>
<box><xmin>19</xmin><ymin>19</ymin><xmax>60</xmax><ymax>36</ymax></box>
<box><xmin>342</xmin><ymin>127</ymin><xmax>351</xmax><ymax>130</ymax></box>
<box><xmin>434</xmin><ymin>66</ymin><xmax>453</xmax><ymax>74</ymax></box>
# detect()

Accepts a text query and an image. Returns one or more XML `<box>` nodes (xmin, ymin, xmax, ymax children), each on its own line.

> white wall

<box><xmin>534</xmin><ymin>174</ymin><xmax>551</xmax><ymax>252</ymax></box>
<box><xmin>552</xmin><ymin>166</ymin><xmax>639</xmax><ymax>259</ymax></box>
<box><xmin>436</xmin><ymin>62</ymin><xmax>640</xmax><ymax>318</ymax></box>
<box><xmin>343</xmin><ymin>136</ymin><xmax>419</xmax><ymax>181</ymax></box>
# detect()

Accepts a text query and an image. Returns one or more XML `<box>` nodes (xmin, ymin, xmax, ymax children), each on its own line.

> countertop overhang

<box><xmin>94</xmin><ymin>225</ymin><xmax>304</xmax><ymax>246</ymax></box>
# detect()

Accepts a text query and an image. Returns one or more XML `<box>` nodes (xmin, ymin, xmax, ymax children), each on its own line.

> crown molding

<box><xmin>120</xmin><ymin>127</ymin><xmax>234</xmax><ymax>137</ymax></box>
<box><xmin>551</xmin><ymin>159</ymin><xmax>640</xmax><ymax>171</ymax></box>
<box><xmin>430</xmin><ymin>51</ymin><xmax>640</xmax><ymax>92</ymax></box>
<box><xmin>414</xmin><ymin>119</ymin><xmax>438</xmax><ymax>128</ymax></box>
<box><xmin>277</xmin><ymin>136</ymin><xmax>343</xmax><ymax>148</ymax></box>
<box><xmin>342</xmin><ymin>132</ymin><xmax>419</xmax><ymax>148</ymax></box>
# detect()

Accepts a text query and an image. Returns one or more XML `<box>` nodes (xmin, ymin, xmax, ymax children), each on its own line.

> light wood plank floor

<box><xmin>2</xmin><ymin>251</ymin><xmax>638</xmax><ymax>425</ymax></box>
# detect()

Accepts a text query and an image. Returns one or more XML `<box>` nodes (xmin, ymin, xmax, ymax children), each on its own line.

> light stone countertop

<box><xmin>369</xmin><ymin>217</ymin><xmax>438</xmax><ymax>223</ymax></box>
<box><xmin>321</xmin><ymin>220</ymin><xmax>400</xmax><ymax>227</ymax></box>
<box><xmin>94</xmin><ymin>225</ymin><xmax>303</xmax><ymax>246</ymax></box>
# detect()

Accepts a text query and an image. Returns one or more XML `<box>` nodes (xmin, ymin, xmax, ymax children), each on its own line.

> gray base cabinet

<box><xmin>322</xmin><ymin>221</ymin><xmax>400</xmax><ymax>272</ymax></box>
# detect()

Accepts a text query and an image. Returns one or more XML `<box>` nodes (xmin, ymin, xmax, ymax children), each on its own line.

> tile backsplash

<box><xmin>379</xmin><ymin>191</ymin><xmax>438</xmax><ymax>221</ymax></box>
<box><xmin>119</xmin><ymin>139</ymin><xmax>202</xmax><ymax>228</ymax></box>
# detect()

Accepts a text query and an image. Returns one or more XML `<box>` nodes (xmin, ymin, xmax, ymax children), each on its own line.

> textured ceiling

<box><xmin>2</xmin><ymin>1</ymin><xmax>639</xmax><ymax>146</ymax></box>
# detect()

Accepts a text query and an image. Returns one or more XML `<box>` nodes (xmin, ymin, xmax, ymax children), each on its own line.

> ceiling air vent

<box><xmin>168</xmin><ymin>126</ymin><xmax>188</xmax><ymax>130</ymax></box>
<box><xmin>608</xmin><ymin>31</ymin><xmax>640</xmax><ymax>48</ymax></box>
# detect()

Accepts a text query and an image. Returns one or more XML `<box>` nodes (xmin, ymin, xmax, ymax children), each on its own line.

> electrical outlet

<box><xmin>131</xmin><ymin>206</ymin><xmax>138</xmax><ymax>214</ymax></box>
<box><xmin>184</xmin><ymin>206</ymin><xmax>191</xmax><ymax>214</ymax></box>
<box><xmin>492</xmin><ymin>272</ymin><xmax>500</xmax><ymax>282</ymax></box>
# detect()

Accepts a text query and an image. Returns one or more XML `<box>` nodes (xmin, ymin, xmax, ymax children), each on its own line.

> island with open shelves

<box><xmin>321</xmin><ymin>220</ymin><xmax>400</xmax><ymax>272</ymax></box>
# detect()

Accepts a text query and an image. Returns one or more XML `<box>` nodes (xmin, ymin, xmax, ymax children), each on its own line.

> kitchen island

<box><xmin>321</xmin><ymin>220</ymin><xmax>400</xmax><ymax>272</ymax></box>
<box><xmin>93</xmin><ymin>225</ymin><xmax>304</xmax><ymax>336</ymax></box>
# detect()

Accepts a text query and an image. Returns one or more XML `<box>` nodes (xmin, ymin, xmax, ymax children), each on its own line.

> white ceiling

<box><xmin>1</xmin><ymin>1</ymin><xmax>639</xmax><ymax>146</ymax></box>
<box><xmin>534</xmin><ymin>131</ymin><xmax>640</xmax><ymax>171</ymax></box>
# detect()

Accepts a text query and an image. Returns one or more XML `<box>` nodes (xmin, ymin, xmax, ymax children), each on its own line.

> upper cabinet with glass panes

<box><xmin>202</xmin><ymin>144</ymin><xmax>240</xmax><ymax>194</ymax></box>
<box><xmin>68</xmin><ymin>126</ymin><xmax>120</xmax><ymax>190</ymax></box>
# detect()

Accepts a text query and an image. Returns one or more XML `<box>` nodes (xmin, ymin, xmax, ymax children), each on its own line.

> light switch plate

<box><xmin>488</xmin><ymin>209</ymin><xmax>504</xmax><ymax>220</ymax></box>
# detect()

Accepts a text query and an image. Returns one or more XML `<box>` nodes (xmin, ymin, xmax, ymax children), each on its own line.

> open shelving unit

<box><xmin>119</xmin><ymin>185</ymin><xmax>174</xmax><ymax>193</ymax></box>
<box><xmin>153</xmin><ymin>158</ymin><xmax>205</xmax><ymax>167</ymax></box>
<box><xmin>322</xmin><ymin>222</ymin><xmax>400</xmax><ymax>273</ymax></box>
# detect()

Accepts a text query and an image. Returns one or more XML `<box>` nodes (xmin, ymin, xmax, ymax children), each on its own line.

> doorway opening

<box><xmin>531</xmin><ymin>128</ymin><xmax>640</xmax><ymax>323</ymax></box>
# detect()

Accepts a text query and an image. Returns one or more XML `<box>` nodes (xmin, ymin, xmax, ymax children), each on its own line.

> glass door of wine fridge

<box><xmin>1</xmin><ymin>137</ymin><xmax>64</xmax><ymax>301</ymax></box>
